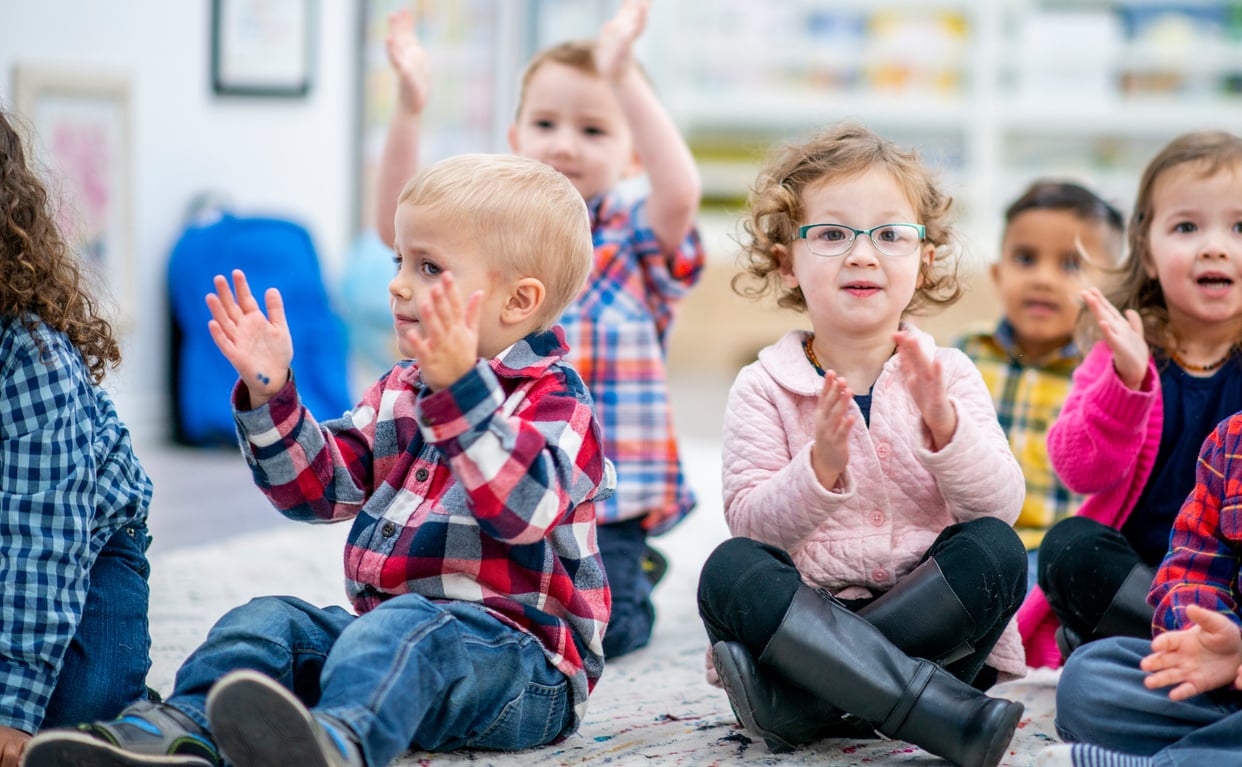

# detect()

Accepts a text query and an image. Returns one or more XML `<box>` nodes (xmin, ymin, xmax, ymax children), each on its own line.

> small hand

<box><xmin>895</xmin><ymin>330</ymin><xmax>955</xmax><ymax>449</ymax></box>
<box><xmin>810</xmin><ymin>370</ymin><xmax>854</xmax><ymax>489</ymax></box>
<box><xmin>204</xmin><ymin>269</ymin><xmax>293</xmax><ymax>406</ymax></box>
<box><xmin>404</xmin><ymin>272</ymin><xmax>482</xmax><ymax>391</ymax></box>
<box><xmin>594</xmin><ymin>0</ymin><xmax>649</xmax><ymax>82</ymax></box>
<box><xmin>1142</xmin><ymin>604</ymin><xmax>1242</xmax><ymax>701</ymax></box>
<box><xmin>0</xmin><ymin>725</ymin><xmax>27</xmax><ymax>767</ymax></box>
<box><xmin>385</xmin><ymin>7</ymin><xmax>431</xmax><ymax>114</ymax></box>
<box><xmin>1082</xmin><ymin>287</ymin><xmax>1149</xmax><ymax>390</ymax></box>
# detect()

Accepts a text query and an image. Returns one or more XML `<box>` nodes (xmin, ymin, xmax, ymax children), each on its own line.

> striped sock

<box><xmin>1069</xmin><ymin>743</ymin><xmax>1151</xmax><ymax>767</ymax></box>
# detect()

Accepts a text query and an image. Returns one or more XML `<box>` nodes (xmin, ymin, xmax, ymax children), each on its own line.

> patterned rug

<box><xmin>147</xmin><ymin>438</ymin><xmax>1060</xmax><ymax>766</ymax></box>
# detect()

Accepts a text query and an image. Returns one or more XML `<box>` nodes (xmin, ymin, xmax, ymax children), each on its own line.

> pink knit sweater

<box><xmin>1017</xmin><ymin>341</ymin><xmax>1162</xmax><ymax>668</ymax></box>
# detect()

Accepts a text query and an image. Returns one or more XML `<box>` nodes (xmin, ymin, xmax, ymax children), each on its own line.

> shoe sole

<box><xmin>206</xmin><ymin>670</ymin><xmax>333</xmax><ymax>767</ymax></box>
<box><xmin>23</xmin><ymin>731</ymin><xmax>211</xmax><ymax>767</ymax></box>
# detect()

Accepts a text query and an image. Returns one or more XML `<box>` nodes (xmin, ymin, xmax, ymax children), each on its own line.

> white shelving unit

<box><xmin>651</xmin><ymin>0</ymin><xmax>1242</xmax><ymax>264</ymax></box>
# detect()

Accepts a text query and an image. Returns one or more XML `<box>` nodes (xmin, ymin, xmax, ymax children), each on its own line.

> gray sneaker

<box><xmin>205</xmin><ymin>670</ymin><xmax>363</xmax><ymax>767</ymax></box>
<box><xmin>23</xmin><ymin>699</ymin><xmax>220</xmax><ymax>767</ymax></box>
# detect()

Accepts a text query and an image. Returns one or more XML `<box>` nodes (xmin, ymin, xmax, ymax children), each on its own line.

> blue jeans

<box><xmin>1056</xmin><ymin>636</ymin><xmax>1242</xmax><ymax>766</ymax></box>
<box><xmin>164</xmin><ymin>594</ymin><xmax>574</xmax><ymax>767</ymax></box>
<box><xmin>44</xmin><ymin>524</ymin><xmax>152</xmax><ymax>728</ymax></box>
<box><xmin>597</xmin><ymin>518</ymin><xmax>654</xmax><ymax>658</ymax></box>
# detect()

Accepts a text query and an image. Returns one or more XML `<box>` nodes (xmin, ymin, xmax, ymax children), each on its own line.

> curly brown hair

<box><xmin>733</xmin><ymin>122</ymin><xmax>962</xmax><ymax>315</ymax></box>
<box><xmin>0</xmin><ymin>110</ymin><xmax>119</xmax><ymax>383</ymax></box>
<box><xmin>1106</xmin><ymin>130</ymin><xmax>1242</xmax><ymax>353</ymax></box>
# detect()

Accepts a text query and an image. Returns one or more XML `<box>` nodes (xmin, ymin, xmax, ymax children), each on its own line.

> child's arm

<box><xmin>722</xmin><ymin>364</ymin><xmax>851</xmax><ymax>548</ymax></box>
<box><xmin>1150</xmin><ymin>415</ymin><xmax>1242</xmax><ymax>631</ymax></box>
<box><xmin>374</xmin><ymin>7</ymin><xmax>431</xmax><ymax>248</ymax></box>
<box><xmin>0</xmin><ymin>329</ymin><xmax>121</xmax><ymax>739</ymax></box>
<box><xmin>1141</xmin><ymin>604</ymin><xmax>1242</xmax><ymax>700</ymax></box>
<box><xmin>913</xmin><ymin>343</ymin><xmax>1025</xmax><ymax>525</ymax></box>
<box><xmin>1046</xmin><ymin>337</ymin><xmax>1157</xmax><ymax>495</ymax></box>
<box><xmin>596</xmin><ymin>0</ymin><xmax>700</xmax><ymax>253</ymax></box>
<box><xmin>204</xmin><ymin>269</ymin><xmax>294</xmax><ymax>407</ymax></box>
<box><xmin>412</xmin><ymin>279</ymin><xmax>607</xmax><ymax>543</ymax></box>
<box><xmin>895</xmin><ymin>330</ymin><xmax>956</xmax><ymax>450</ymax></box>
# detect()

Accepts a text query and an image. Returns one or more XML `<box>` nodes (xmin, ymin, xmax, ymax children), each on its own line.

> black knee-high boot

<box><xmin>713</xmin><ymin>556</ymin><xmax>985</xmax><ymax>752</ymax></box>
<box><xmin>711</xmin><ymin>642</ymin><xmax>874</xmax><ymax>752</ymax></box>
<box><xmin>857</xmin><ymin>557</ymin><xmax>976</xmax><ymax>665</ymax></box>
<box><xmin>752</xmin><ymin>584</ymin><xmax>1021</xmax><ymax>767</ymax></box>
<box><xmin>1056</xmin><ymin>562</ymin><xmax>1155</xmax><ymax>661</ymax></box>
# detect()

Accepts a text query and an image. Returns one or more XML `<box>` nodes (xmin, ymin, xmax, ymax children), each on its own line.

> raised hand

<box><xmin>403</xmin><ymin>271</ymin><xmax>482</xmax><ymax>392</ymax></box>
<box><xmin>810</xmin><ymin>370</ymin><xmax>854</xmax><ymax>490</ymax></box>
<box><xmin>1082</xmin><ymin>286</ymin><xmax>1149</xmax><ymax>390</ymax></box>
<box><xmin>385</xmin><ymin>7</ymin><xmax>430</xmax><ymax>114</ymax></box>
<box><xmin>204</xmin><ymin>269</ymin><xmax>293</xmax><ymax>407</ymax></box>
<box><xmin>895</xmin><ymin>330</ymin><xmax>956</xmax><ymax>450</ymax></box>
<box><xmin>1142</xmin><ymin>604</ymin><xmax>1242</xmax><ymax>700</ymax></box>
<box><xmin>595</xmin><ymin>0</ymin><xmax>649</xmax><ymax>82</ymax></box>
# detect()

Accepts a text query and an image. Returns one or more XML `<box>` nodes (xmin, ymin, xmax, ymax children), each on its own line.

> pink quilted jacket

<box><xmin>721</xmin><ymin>327</ymin><xmax>1028</xmax><ymax>679</ymax></box>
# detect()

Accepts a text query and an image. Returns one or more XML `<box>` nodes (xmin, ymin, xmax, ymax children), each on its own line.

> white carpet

<box><xmin>148</xmin><ymin>437</ymin><xmax>1059</xmax><ymax>765</ymax></box>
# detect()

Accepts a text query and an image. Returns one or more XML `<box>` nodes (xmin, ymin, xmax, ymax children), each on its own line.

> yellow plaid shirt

<box><xmin>954</xmin><ymin>321</ymin><xmax>1083</xmax><ymax>549</ymax></box>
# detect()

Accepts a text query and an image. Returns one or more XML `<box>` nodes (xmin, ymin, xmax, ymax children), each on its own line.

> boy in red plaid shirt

<box><xmin>26</xmin><ymin>154</ymin><xmax>614</xmax><ymax>767</ymax></box>
<box><xmin>1041</xmin><ymin>410</ymin><xmax>1242</xmax><ymax>766</ymax></box>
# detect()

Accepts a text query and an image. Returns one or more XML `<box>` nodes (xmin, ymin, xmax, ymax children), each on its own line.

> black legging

<box><xmin>698</xmin><ymin>516</ymin><xmax>1026</xmax><ymax>686</ymax></box>
<box><xmin>1037</xmin><ymin>516</ymin><xmax>1150</xmax><ymax>639</ymax></box>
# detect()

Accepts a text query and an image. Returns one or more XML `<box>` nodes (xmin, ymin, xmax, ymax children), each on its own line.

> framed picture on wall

<box><xmin>212</xmin><ymin>0</ymin><xmax>313</xmax><ymax>97</ymax></box>
<box><xmin>12</xmin><ymin>66</ymin><xmax>134</xmax><ymax>328</ymax></box>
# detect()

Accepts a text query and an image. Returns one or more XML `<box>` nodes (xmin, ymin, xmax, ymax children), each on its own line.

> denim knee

<box><xmin>1054</xmin><ymin>636</ymin><xmax>1146</xmax><ymax>743</ymax></box>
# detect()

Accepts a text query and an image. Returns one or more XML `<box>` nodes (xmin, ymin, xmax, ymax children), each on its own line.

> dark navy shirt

<box><xmin>1122</xmin><ymin>356</ymin><xmax>1242</xmax><ymax>565</ymax></box>
<box><xmin>855</xmin><ymin>391</ymin><xmax>873</xmax><ymax>427</ymax></box>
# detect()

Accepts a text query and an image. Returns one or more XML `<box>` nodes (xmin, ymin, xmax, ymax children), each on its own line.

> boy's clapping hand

<box><xmin>205</xmin><ymin>269</ymin><xmax>293</xmax><ymax>407</ymax></box>
<box><xmin>403</xmin><ymin>271</ymin><xmax>483</xmax><ymax>392</ymax></box>
<box><xmin>1142</xmin><ymin>603</ymin><xmax>1242</xmax><ymax>700</ymax></box>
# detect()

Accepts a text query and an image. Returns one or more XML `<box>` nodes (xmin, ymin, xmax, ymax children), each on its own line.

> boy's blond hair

<box><xmin>397</xmin><ymin>153</ymin><xmax>592</xmax><ymax>330</ymax></box>
<box><xmin>734</xmin><ymin>122</ymin><xmax>963</xmax><ymax>315</ymax></box>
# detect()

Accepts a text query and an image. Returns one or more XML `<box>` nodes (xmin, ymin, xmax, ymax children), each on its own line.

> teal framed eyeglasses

<box><xmin>797</xmin><ymin>223</ymin><xmax>926</xmax><ymax>257</ymax></box>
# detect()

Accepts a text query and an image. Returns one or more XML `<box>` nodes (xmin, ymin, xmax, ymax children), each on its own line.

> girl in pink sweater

<box><xmin>1019</xmin><ymin>131</ymin><xmax>1242</xmax><ymax>671</ymax></box>
<box><xmin>696</xmin><ymin>123</ymin><xmax>1026</xmax><ymax>767</ymax></box>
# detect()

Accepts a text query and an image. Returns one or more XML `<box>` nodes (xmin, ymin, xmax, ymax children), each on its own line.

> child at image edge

<box><xmin>0</xmin><ymin>109</ymin><xmax>155</xmax><ymax>767</ymax></box>
<box><xmin>373</xmin><ymin>0</ymin><xmax>705</xmax><ymax>659</ymax></box>
<box><xmin>1037</xmin><ymin>413</ymin><xmax>1242</xmax><ymax>765</ymax></box>
<box><xmin>1019</xmin><ymin>131</ymin><xmax>1242</xmax><ymax>670</ymax></box>
<box><xmin>695</xmin><ymin>123</ymin><xmax>1028</xmax><ymax>767</ymax></box>
<box><xmin>24</xmin><ymin>154</ymin><xmax>614</xmax><ymax>767</ymax></box>
<box><xmin>954</xmin><ymin>180</ymin><xmax>1125</xmax><ymax>591</ymax></box>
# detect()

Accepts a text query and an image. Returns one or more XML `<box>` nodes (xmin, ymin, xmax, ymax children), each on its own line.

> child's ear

<box><xmin>502</xmin><ymin>277</ymin><xmax>546</xmax><ymax>326</ymax></box>
<box><xmin>775</xmin><ymin>244</ymin><xmax>798</xmax><ymax>289</ymax></box>
<box><xmin>989</xmin><ymin>260</ymin><xmax>1001</xmax><ymax>286</ymax></box>
<box><xmin>507</xmin><ymin>123</ymin><xmax>520</xmax><ymax>154</ymax></box>
<box><xmin>917</xmin><ymin>243</ymin><xmax>936</xmax><ymax>289</ymax></box>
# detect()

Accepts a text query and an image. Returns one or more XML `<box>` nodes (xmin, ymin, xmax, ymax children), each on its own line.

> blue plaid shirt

<box><xmin>0</xmin><ymin>316</ymin><xmax>152</xmax><ymax>732</ymax></box>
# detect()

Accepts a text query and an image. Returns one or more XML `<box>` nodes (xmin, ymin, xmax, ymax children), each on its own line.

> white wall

<box><xmin>0</xmin><ymin>0</ymin><xmax>357</xmax><ymax>442</ymax></box>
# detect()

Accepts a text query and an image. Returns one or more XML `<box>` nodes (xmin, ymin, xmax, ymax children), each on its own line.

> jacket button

<box><xmin>381</xmin><ymin>522</ymin><xmax>397</xmax><ymax>538</ymax></box>
<box><xmin>871</xmin><ymin>568</ymin><xmax>888</xmax><ymax>582</ymax></box>
<box><xmin>869</xmin><ymin>510</ymin><xmax>886</xmax><ymax>526</ymax></box>
<box><xmin>876</xmin><ymin>443</ymin><xmax>889</xmax><ymax>459</ymax></box>
<box><xmin>415</xmin><ymin>468</ymin><xmax>429</xmax><ymax>481</ymax></box>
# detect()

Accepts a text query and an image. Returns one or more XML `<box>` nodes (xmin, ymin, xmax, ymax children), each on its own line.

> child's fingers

<box><xmin>210</xmin><ymin>273</ymin><xmax>241</xmax><ymax>319</ymax></box>
<box><xmin>230</xmin><ymin>269</ymin><xmax>258</xmax><ymax>311</ymax></box>
<box><xmin>462</xmin><ymin>290</ymin><xmax>484</xmax><ymax>333</ymax></box>
<box><xmin>264</xmin><ymin>288</ymin><xmax>286</xmax><ymax>330</ymax></box>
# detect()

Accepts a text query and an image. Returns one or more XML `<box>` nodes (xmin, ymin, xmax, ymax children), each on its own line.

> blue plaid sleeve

<box><xmin>0</xmin><ymin>324</ymin><xmax>100</xmax><ymax>732</ymax></box>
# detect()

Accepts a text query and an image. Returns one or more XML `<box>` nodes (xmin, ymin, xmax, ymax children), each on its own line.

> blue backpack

<box><xmin>167</xmin><ymin>211</ymin><xmax>352</xmax><ymax>446</ymax></box>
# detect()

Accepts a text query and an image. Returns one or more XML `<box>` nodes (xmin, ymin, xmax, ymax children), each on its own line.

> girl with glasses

<box><xmin>695</xmin><ymin>122</ymin><xmax>1027</xmax><ymax>767</ymax></box>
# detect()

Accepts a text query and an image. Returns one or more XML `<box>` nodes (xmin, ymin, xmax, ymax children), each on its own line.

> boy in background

<box><xmin>374</xmin><ymin>0</ymin><xmax>705</xmax><ymax>658</ymax></box>
<box><xmin>24</xmin><ymin>153</ymin><xmax>613</xmax><ymax>767</ymax></box>
<box><xmin>955</xmin><ymin>180</ymin><xmax>1124</xmax><ymax>590</ymax></box>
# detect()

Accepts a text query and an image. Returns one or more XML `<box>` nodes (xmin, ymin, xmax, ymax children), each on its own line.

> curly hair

<box><xmin>733</xmin><ymin>122</ymin><xmax>962</xmax><ymax>315</ymax></box>
<box><xmin>1106</xmin><ymin>130</ymin><xmax>1242</xmax><ymax>353</ymax></box>
<box><xmin>0</xmin><ymin>110</ymin><xmax>119</xmax><ymax>383</ymax></box>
